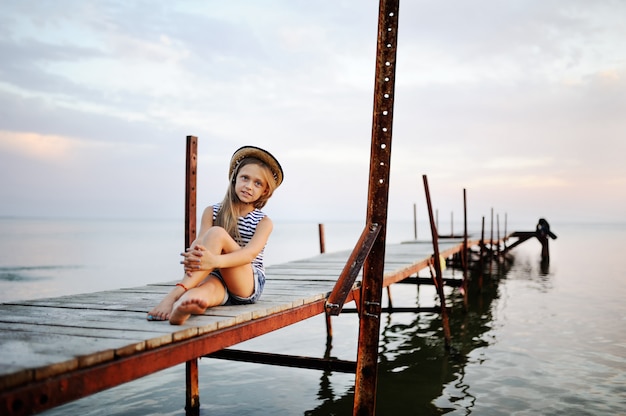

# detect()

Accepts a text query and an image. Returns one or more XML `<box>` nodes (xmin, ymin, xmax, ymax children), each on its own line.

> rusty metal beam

<box><xmin>326</xmin><ymin>222</ymin><xmax>380</xmax><ymax>316</ymax></box>
<box><xmin>207</xmin><ymin>349</ymin><xmax>357</xmax><ymax>374</ymax></box>
<box><xmin>342</xmin><ymin>306</ymin><xmax>448</xmax><ymax>313</ymax></box>
<box><xmin>353</xmin><ymin>0</ymin><xmax>400</xmax><ymax>414</ymax></box>
<box><xmin>422</xmin><ymin>175</ymin><xmax>452</xmax><ymax>350</ymax></box>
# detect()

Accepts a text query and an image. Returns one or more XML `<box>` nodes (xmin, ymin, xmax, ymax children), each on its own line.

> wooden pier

<box><xmin>0</xmin><ymin>0</ymin><xmax>557</xmax><ymax>413</ymax></box>
<box><xmin>0</xmin><ymin>235</ymin><xmax>498</xmax><ymax>416</ymax></box>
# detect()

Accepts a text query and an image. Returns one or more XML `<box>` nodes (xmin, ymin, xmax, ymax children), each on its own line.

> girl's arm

<box><xmin>190</xmin><ymin>216</ymin><xmax>273</xmax><ymax>272</ymax></box>
<box><xmin>187</xmin><ymin>206</ymin><xmax>214</xmax><ymax>248</ymax></box>
<box><xmin>180</xmin><ymin>206</ymin><xmax>214</xmax><ymax>276</ymax></box>
<box><xmin>217</xmin><ymin>216</ymin><xmax>273</xmax><ymax>268</ymax></box>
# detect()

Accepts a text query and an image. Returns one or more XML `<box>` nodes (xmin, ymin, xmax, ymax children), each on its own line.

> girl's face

<box><xmin>234</xmin><ymin>164</ymin><xmax>269</xmax><ymax>204</ymax></box>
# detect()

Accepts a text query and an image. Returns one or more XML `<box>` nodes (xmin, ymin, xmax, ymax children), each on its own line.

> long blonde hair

<box><xmin>214</xmin><ymin>157</ymin><xmax>277</xmax><ymax>243</ymax></box>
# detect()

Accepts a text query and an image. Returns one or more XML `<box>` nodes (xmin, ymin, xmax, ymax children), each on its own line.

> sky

<box><xmin>0</xmin><ymin>0</ymin><xmax>625</xmax><ymax>228</ymax></box>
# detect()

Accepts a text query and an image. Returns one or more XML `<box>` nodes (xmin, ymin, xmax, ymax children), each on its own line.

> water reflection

<box><xmin>305</xmin><ymin>260</ymin><xmax>511</xmax><ymax>415</ymax></box>
<box><xmin>540</xmin><ymin>258</ymin><xmax>550</xmax><ymax>276</ymax></box>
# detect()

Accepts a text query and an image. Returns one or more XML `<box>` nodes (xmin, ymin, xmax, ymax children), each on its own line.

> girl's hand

<box><xmin>181</xmin><ymin>244</ymin><xmax>204</xmax><ymax>275</ymax></box>
<box><xmin>181</xmin><ymin>244</ymin><xmax>218</xmax><ymax>275</ymax></box>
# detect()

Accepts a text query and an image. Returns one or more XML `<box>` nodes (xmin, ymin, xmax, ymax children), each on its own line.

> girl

<box><xmin>147</xmin><ymin>145</ymin><xmax>283</xmax><ymax>325</ymax></box>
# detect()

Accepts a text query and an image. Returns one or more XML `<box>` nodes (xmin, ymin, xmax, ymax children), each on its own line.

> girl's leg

<box><xmin>169</xmin><ymin>275</ymin><xmax>227</xmax><ymax>325</ymax></box>
<box><xmin>148</xmin><ymin>227</ymin><xmax>232</xmax><ymax>322</ymax></box>
<box><xmin>195</xmin><ymin>227</ymin><xmax>256</xmax><ymax>298</ymax></box>
<box><xmin>168</xmin><ymin>227</ymin><xmax>255</xmax><ymax>324</ymax></box>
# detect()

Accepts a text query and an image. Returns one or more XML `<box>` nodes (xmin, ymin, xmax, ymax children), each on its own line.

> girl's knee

<box><xmin>201</xmin><ymin>226</ymin><xmax>228</xmax><ymax>241</ymax></box>
<box><xmin>200</xmin><ymin>226</ymin><xmax>239</xmax><ymax>251</ymax></box>
<box><xmin>196</xmin><ymin>278</ymin><xmax>227</xmax><ymax>306</ymax></box>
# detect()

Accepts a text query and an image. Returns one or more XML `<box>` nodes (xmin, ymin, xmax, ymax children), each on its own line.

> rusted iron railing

<box><xmin>325</xmin><ymin>223</ymin><xmax>381</xmax><ymax>316</ymax></box>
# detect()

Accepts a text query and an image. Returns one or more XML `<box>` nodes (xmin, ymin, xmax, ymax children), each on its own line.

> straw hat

<box><xmin>229</xmin><ymin>146</ymin><xmax>284</xmax><ymax>187</ymax></box>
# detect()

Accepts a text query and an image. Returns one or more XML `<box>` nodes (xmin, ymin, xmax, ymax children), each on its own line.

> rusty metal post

<box><xmin>479</xmin><ymin>216</ymin><xmax>485</xmax><ymax>289</ymax></box>
<box><xmin>353</xmin><ymin>0</ymin><xmax>399</xmax><ymax>414</ymax></box>
<box><xmin>451</xmin><ymin>211</ymin><xmax>454</xmax><ymax>237</ymax></box>
<box><xmin>497</xmin><ymin>213</ymin><xmax>501</xmax><ymax>258</ymax></box>
<box><xmin>539</xmin><ymin>234</ymin><xmax>550</xmax><ymax>259</ymax></box>
<box><xmin>422</xmin><ymin>175</ymin><xmax>452</xmax><ymax>350</ymax></box>
<box><xmin>319</xmin><ymin>223</ymin><xmax>332</xmax><ymax>338</ymax></box>
<box><xmin>318</xmin><ymin>223</ymin><xmax>326</xmax><ymax>254</ymax></box>
<box><xmin>185</xmin><ymin>136</ymin><xmax>198</xmax><ymax>251</ymax></box>
<box><xmin>504</xmin><ymin>213</ymin><xmax>508</xmax><ymax>250</ymax></box>
<box><xmin>462</xmin><ymin>189</ymin><xmax>468</xmax><ymax>270</ymax></box>
<box><xmin>536</xmin><ymin>218</ymin><xmax>557</xmax><ymax>260</ymax></box>
<box><xmin>462</xmin><ymin>189</ymin><xmax>468</xmax><ymax>309</ymax></box>
<box><xmin>489</xmin><ymin>208</ymin><xmax>494</xmax><ymax>275</ymax></box>
<box><xmin>184</xmin><ymin>136</ymin><xmax>200</xmax><ymax>415</ymax></box>
<box><xmin>413</xmin><ymin>203</ymin><xmax>417</xmax><ymax>240</ymax></box>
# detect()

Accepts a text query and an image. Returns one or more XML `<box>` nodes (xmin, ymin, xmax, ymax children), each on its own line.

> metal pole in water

<box><xmin>353</xmin><ymin>0</ymin><xmax>400</xmax><ymax>413</ymax></box>
<box><xmin>422</xmin><ymin>175</ymin><xmax>452</xmax><ymax>350</ymax></box>
<box><xmin>184</xmin><ymin>135</ymin><xmax>200</xmax><ymax>415</ymax></box>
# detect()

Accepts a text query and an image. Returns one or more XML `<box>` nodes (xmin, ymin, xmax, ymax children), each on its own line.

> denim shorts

<box><xmin>211</xmin><ymin>266</ymin><xmax>266</xmax><ymax>306</ymax></box>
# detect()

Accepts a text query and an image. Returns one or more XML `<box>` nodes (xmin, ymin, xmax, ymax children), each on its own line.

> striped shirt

<box><xmin>212</xmin><ymin>204</ymin><xmax>267</xmax><ymax>275</ymax></box>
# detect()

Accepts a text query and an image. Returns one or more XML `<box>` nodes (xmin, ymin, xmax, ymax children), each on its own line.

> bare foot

<box><xmin>169</xmin><ymin>297</ymin><xmax>209</xmax><ymax>325</ymax></box>
<box><xmin>147</xmin><ymin>297</ymin><xmax>176</xmax><ymax>321</ymax></box>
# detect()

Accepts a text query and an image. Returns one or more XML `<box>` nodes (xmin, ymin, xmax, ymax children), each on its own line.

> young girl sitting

<box><xmin>147</xmin><ymin>145</ymin><xmax>283</xmax><ymax>325</ymax></box>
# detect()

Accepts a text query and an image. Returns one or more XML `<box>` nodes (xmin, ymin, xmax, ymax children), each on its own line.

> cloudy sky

<box><xmin>1</xmin><ymin>0</ymin><xmax>624</xmax><ymax>227</ymax></box>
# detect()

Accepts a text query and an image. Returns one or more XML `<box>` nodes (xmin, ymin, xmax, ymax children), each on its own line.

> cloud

<box><xmin>0</xmin><ymin>0</ymin><xmax>624</xmax><ymax>223</ymax></box>
<box><xmin>0</xmin><ymin>130</ymin><xmax>97</xmax><ymax>162</ymax></box>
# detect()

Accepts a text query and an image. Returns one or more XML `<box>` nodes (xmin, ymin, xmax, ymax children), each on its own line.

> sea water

<box><xmin>0</xmin><ymin>218</ymin><xmax>624</xmax><ymax>415</ymax></box>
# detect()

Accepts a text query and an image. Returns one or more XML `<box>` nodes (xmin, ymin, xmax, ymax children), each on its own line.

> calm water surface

<box><xmin>0</xmin><ymin>219</ymin><xmax>624</xmax><ymax>415</ymax></box>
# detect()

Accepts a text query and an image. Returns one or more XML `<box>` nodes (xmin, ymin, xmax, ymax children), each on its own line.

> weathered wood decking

<box><xmin>0</xmin><ymin>238</ymin><xmax>476</xmax><ymax>415</ymax></box>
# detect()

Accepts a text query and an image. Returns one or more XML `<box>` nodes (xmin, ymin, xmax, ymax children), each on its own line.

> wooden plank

<box><xmin>0</xmin><ymin>299</ymin><xmax>329</xmax><ymax>415</ymax></box>
<box><xmin>4</xmin><ymin>292</ymin><xmax>165</xmax><ymax>313</ymax></box>
<box><xmin>0</xmin><ymin>330</ymin><xmax>113</xmax><ymax>378</ymax></box>
<box><xmin>0</xmin><ymin>239</ymin><xmax>478</xmax><ymax>415</ymax></box>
